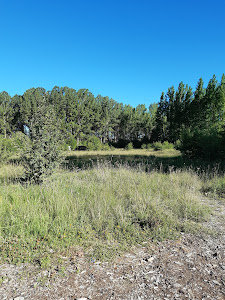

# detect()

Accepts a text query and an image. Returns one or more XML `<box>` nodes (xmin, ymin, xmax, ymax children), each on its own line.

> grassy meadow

<box><xmin>0</xmin><ymin>149</ymin><xmax>224</xmax><ymax>266</ymax></box>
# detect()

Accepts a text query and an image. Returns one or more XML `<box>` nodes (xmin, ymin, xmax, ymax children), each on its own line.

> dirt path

<box><xmin>0</xmin><ymin>198</ymin><xmax>225</xmax><ymax>300</ymax></box>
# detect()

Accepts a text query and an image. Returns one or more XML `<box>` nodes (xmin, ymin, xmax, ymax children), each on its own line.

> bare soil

<box><xmin>0</xmin><ymin>197</ymin><xmax>224</xmax><ymax>300</ymax></box>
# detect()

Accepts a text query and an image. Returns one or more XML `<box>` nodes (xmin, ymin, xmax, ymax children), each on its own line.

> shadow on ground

<box><xmin>63</xmin><ymin>153</ymin><xmax>225</xmax><ymax>177</ymax></box>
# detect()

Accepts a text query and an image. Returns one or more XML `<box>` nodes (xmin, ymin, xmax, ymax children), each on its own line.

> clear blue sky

<box><xmin>0</xmin><ymin>0</ymin><xmax>225</xmax><ymax>107</ymax></box>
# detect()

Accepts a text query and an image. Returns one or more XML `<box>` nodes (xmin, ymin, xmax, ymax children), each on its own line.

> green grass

<box><xmin>0</xmin><ymin>160</ymin><xmax>211</xmax><ymax>264</ymax></box>
<box><xmin>0</xmin><ymin>163</ymin><xmax>24</xmax><ymax>184</ymax></box>
<box><xmin>65</xmin><ymin>148</ymin><xmax>181</xmax><ymax>158</ymax></box>
<box><xmin>202</xmin><ymin>175</ymin><xmax>225</xmax><ymax>200</ymax></box>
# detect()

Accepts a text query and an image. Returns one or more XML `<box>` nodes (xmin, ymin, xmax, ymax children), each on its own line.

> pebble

<box><xmin>212</xmin><ymin>280</ymin><xmax>221</xmax><ymax>285</ymax></box>
<box><xmin>173</xmin><ymin>283</ymin><xmax>182</xmax><ymax>288</ymax></box>
<box><xmin>147</xmin><ymin>257</ymin><xmax>155</xmax><ymax>263</ymax></box>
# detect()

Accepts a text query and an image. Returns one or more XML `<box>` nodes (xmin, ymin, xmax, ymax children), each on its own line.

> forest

<box><xmin>0</xmin><ymin>74</ymin><xmax>225</xmax><ymax>159</ymax></box>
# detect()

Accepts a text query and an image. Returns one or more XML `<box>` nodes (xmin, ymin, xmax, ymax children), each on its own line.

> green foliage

<box><xmin>102</xmin><ymin>143</ymin><xmax>111</xmax><ymax>151</ymax></box>
<box><xmin>0</xmin><ymin>91</ymin><xmax>13</xmax><ymax>137</ymax></box>
<box><xmin>152</xmin><ymin>141</ymin><xmax>174</xmax><ymax>151</ymax></box>
<box><xmin>179</xmin><ymin>128</ymin><xmax>224</xmax><ymax>159</ymax></box>
<box><xmin>84</xmin><ymin>136</ymin><xmax>102</xmax><ymax>151</ymax></box>
<box><xmin>152</xmin><ymin>142</ymin><xmax>163</xmax><ymax>151</ymax></box>
<box><xmin>1</xmin><ymin>74</ymin><xmax>225</xmax><ymax>160</ymax></box>
<box><xmin>66</xmin><ymin>137</ymin><xmax>77</xmax><ymax>150</ymax></box>
<box><xmin>175</xmin><ymin>139</ymin><xmax>181</xmax><ymax>150</ymax></box>
<box><xmin>125</xmin><ymin>142</ymin><xmax>133</xmax><ymax>150</ymax></box>
<box><xmin>21</xmin><ymin>97</ymin><xmax>63</xmax><ymax>184</ymax></box>
<box><xmin>141</xmin><ymin>143</ymin><xmax>147</xmax><ymax>149</ymax></box>
<box><xmin>0</xmin><ymin>133</ymin><xmax>26</xmax><ymax>160</ymax></box>
<box><xmin>163</xmin><ymin>141</ymin><xmax>174</xmax><ymax>149</ymax></box>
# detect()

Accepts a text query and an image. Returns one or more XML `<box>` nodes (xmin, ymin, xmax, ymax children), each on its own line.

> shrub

<box><xmin>125</xmin><ymin>142</ymin><xmax>133</xmax><ymax>150</ymax></box>
<box><xmin>21</xmin><ymin>98</ymin><xmax>63</xmax><ymax>184</ymax></box>
<box><xmin>0</xmin><ymin>136</ymin><xmax>14</xmax><ymax>160</ymax></box>
<box><xmin>66</xmin><ymin>137</ymin><xmax>77</xmax><ymax>150</ymax></box>
<box><xmin>102</xmin><ymin>143</ymin><xmax>111</xmax><ymax>151</ymax></box>
<box><xmin>163</xmin><ymin>141</ymin><xmax>174</xmax><ymax>149</ymax></box>
<box><xmin>179</xmin><ymin>128</ymin><xmax>224</xmax><ymax>159</ymax></box>
<box><xmin>152</xmin><ymin>142</ymin><xmax>163</xmax><ymax>151</ymax></box>
<box><xmin>152</xmin><ymin>141</ymin><xmax>174</xmax><ymax>151</ymax></box>
<box><xmin>0</xmin><ymin>133</ymin><xmax>26</xmax><ymax>160</ymax></box>
<box><xmin>85</xmin><ymin>136</ymin><xmax>102</xmax><ymax>151</ymax></box>
<box><xmin>141</xmin><ymin>144</ymin><xmax>147</xmax><ymax>149</ymax></box>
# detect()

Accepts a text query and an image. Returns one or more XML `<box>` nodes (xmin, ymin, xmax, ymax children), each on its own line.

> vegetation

<box><xmin>0</xmin><ymin>74</ymin><xmax>225</xmax><ymax>266</ymax></box>
<box><xmin>0</xmin><ymin>155</ymin><xmax>212</xmax><ymax>264</ymax></box>
<box><xmin>1</xmin><ymin>74</ymin><xmax>225</xmax><ymax>159</ymax></box>
<box><xmin>21</xmin><ymin>96</ymin><xmax>62</xmax><ymax>184</ymax></box>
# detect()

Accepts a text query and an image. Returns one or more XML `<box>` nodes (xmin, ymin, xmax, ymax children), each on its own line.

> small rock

<box><xmin>186</xmin><ymin>252</ymin><xmax>193</xmax><ymax>258</ymax></box>
<box><xmin>173</xmin><ymin>283</ymin><xmax>182</xmax><ymax>288</ymax></box>
<box><xmin>212</xmin><ymin>280</ymin><xmax>221</xmax><ymax>285</ymax></box>
<box><xmin>147</xmin><ymin>256</ymin><xmax>155</xmax><ymax>263</ymax></box>
<box><xmin>174</xmin><ymin>261</ymin><xmax>183</xmax><ymax>265</ymax></box>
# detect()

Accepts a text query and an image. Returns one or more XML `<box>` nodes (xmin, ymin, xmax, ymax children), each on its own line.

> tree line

<box><xmin>0</xmin><ymin>86</ymin><xmax>157</xmax><ymax>149</ymax></box>
<box><xmin>0</xmin><ymin>73</ymin><xmax>225</xmax><ymax>158</ymax></box>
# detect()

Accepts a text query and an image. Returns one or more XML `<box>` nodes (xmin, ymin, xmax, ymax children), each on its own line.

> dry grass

<box><xmin>64</xmin><ymin>148</ymin><xmax>181</xmax><ymax>158</ymax></box>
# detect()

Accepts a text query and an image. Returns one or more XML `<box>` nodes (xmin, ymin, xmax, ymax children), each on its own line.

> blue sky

<box><xmin>0</xmin><ymin>0</ymin><xmax>225</xmax><ymax>107</ymax></box>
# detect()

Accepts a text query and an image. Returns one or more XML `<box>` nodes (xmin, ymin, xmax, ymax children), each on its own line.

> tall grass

<box><xmin>0</xmin><ymin>162</ymin><xmax>211</xmax><ymax>263</ymax></box>
<box><xmin>65</xmin><ymin>148</ymin><xmax>181</xmax><ymax>158</ymax></box>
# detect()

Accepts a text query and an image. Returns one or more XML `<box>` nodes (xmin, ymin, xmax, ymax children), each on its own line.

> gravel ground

<box><xmin>0</xmin><ymin>197</ymin><xmax>224</xmax><ymax>300</ymax></box>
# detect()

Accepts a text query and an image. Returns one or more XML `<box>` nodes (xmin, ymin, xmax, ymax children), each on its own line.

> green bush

<box><xmin>85</xmin><ymin>136</ymin><xmax>102</xmax><ymax>151</ymax></box>
<box><xmin>66</xmin><ymin>137</ymin><xmax>77</xmax><ymax>150</ymax></box>
<box><xmin>125</xmin><ymin>142</ymin><xmax>133</xmax><ymax>150</ymax></box>
<box><xmin>152</xmin><ymin>141</ymin><xmax>174</xmax><ymax>151</ymax></box>
<box><xmin>141</xmin><ymin>144</ymin><xmax>147</xmax><ymax>149</ymax></box>
<box><xmin>102</xmin><ymin>143</ymin><xmax>111</xmax><ymax>151</ymax></box>
<box><xmin>0</xmin><ymin>136</ymin><xmax>14</xmax><ymax>159</ymax></box>
<box><xmin>0</xmin><ymin>133</ymin><xmax>26</xmax><ymax>160</ymax></box>
<box><xmin>163</xmin><ymin>141</ymin><xmax>174</xmax><ymax>149</ymax></box>
<box><xmin>152</xmin><ymin>142</ymin><xmax>163</xmax><ymax>151</ymax></box>
<box><xmin>179</xmin><ymin>128</ymin><xmax>224</xmax><ymax>159</ymax></box>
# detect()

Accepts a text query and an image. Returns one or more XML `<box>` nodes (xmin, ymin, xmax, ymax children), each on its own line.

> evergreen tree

<box><xmin>22</xmin><ymin>96</ymin><xmax>62</xmax><ymax>184</ymax></box>
<box><xmin>154</xmin><ymin>92</ymin><xmax>167</xmax><ymax>141</ymax></box>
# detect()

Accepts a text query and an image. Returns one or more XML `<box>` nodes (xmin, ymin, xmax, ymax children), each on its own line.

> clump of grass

<box><xmin>65</xmin><ymin>148</ymin><xmax>181</xmax><ymax>158</ymax></box>
<box><xmin>202</xmin><ymin>175</ymin><xmax>225</xmax><ymax>199</ymax></box>
<box><xmin>0</xmin><ymin>164</ymin><xmax>24</xmax><ymax>184</ymax></box>
<box><xmin>0</xmin><ymin>163</ymin><xmax>211</xmax><ymax>264</ymax></box>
